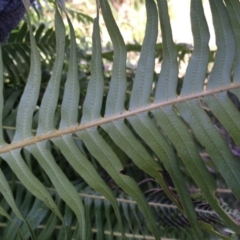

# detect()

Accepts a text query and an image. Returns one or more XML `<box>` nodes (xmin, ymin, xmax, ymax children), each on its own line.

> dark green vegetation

<box><xmin>0</xmin><ymin>0</ymin><xmax>240</xmax><ymax>239</ymax></box>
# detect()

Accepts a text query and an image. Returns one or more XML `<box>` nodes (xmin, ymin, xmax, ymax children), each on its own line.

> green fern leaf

<box><xmin>1</xmin><ymin>0</ymin><xmax>240</xmax><ymax>239</ymax></box>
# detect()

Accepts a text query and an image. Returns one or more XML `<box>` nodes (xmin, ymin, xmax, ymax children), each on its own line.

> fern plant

<box><xmin>0</xmin><ymin>0</ymin><xmax>240</xmax><ymax>239</ymax></box>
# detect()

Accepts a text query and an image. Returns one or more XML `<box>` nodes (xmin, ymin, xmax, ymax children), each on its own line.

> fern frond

<box><xmin>1</xmin><ymin>0</ymin><xmax>240</xmax><ymax>239</ymax></box>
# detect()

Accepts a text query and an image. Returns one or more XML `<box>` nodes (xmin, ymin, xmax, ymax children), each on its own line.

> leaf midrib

<box><xmin>0</xmin><ymin>82</ymin><xmax>240</xmax><ymax>153</ymax></box>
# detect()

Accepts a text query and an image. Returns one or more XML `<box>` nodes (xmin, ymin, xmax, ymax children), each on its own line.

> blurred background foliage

<box><xmin>1</xmin><ymin>0</ymin><xmax>240</xmax><ymax>239</ymax></box>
